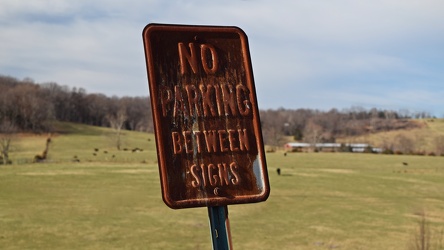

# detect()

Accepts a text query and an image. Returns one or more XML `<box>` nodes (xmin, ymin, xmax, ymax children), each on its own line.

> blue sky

<box><xmin>1</xmin><ymin>0</ymin><xmax>443</xmax><ymax>116</ymax></box>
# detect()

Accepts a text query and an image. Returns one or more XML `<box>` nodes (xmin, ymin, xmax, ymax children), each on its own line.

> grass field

<box><xmin>1</xmin><ymin>123</ymin><xmax>444</xmax><ymax>249</ymax></box>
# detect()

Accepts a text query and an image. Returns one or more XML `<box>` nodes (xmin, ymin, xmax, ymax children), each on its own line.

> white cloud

<box><xmin>0</xmin><ymin>0</ymin><xmax>443</xmax><ymax>115</ymax></box>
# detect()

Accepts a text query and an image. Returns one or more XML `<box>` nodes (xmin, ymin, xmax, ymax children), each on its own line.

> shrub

<box><xmin>364</xmin><ymin>146</ymin><xmax>374</xmax><ymax>154</ymax></box>
<box><xmin>383</xmin><ymin>149</ymin><xmax>394</xmax><ymax>155</ymax></box>
<box><xmin>339</xmin><ymin>144</ymin><xmax>353</xmax><ymax>152</ymax></box>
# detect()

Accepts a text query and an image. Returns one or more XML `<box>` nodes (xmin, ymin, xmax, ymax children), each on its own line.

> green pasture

<box><xmin>1</xmin><ymin>123</ymin><xmax>444</xmax><ymax>249</ymax></box>
<box><xmin>9</xmin><ymin>122</ymin><xmax>157</xmax><ymax>164</ymax></box>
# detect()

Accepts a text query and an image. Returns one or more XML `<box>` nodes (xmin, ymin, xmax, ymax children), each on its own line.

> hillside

<box><xmin>0</xmin><ymin>75</ymin><xmax>152</xmax><ymax>134</ymax></box>
<box><xmin>2</xmin><ymin>74</ymin><xmax>436</xmax><ymax>148</ymax></box>
<box><xmin>336</xmin><ymin>119</ymin><xmax>444</xmax><ymax>155</ymax></box>
<box><xmin>4</xmin><ymin>122</ymin><xmax>157</xmax><ymax>165</ymax></box>
<box><xmin>4</xmin><ymin>119</ymin><xmax>444</xmax><ymax>165</ymax></box>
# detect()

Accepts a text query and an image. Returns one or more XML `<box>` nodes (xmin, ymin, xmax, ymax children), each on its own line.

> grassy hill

<box><xmin>337</xmin><ymin>119</ymin><xmax>444</xmax><ymax>154</ymax></box>
<box><xmin>7</xmin><ymin>122</ymin><xmax>157</xmax><ymax>165</ymax></box>
<box><xmin>1</xmin><ymin>122</ymin><xmax>444</xmax><ymax>249</ymax></box>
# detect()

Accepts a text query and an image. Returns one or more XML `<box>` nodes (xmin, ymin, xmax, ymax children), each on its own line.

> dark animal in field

<box><xmin>132</xmin><ymin>148</ymin><xmax>143</xmax><ymax>153</ymax></box>
<box><xmin>276</xmin><ymin>168</ymin><xmax>281</xmax><ymax>175</ymax></box>
<box><xmin>402</xmin><ymin>162</ymin><xmax>408</xmax><ymax>166</ymax></box>
<box><xmin>94</xmin><ymin>148</ymin><xmax>99</xmax><ymax>152</ymax></box>
<box><xmin>33</xmin><ymin>137</ymin><xmax>51</xmax><ymax>163</ymax></box>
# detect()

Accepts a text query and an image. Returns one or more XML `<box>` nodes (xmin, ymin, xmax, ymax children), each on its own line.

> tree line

<box><xmin>260</xmin><ymin>107</ymin><xmax>431</xmax><ymax>149</ymax></box>
<box><xmin>0</xmin><ymin>75</ymin><xmax>153</xmax><ymax>133</ymax></box>
<box><xmin>1</xmin><ymin>74</ymin><xmax>433</xmax><ymax>148</ymax></box>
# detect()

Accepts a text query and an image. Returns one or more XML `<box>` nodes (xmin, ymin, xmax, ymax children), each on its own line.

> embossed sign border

<box><xmin>143</xmin><ymin>23</ymin><xmax>270</xmax><ymax>209</ymax></box>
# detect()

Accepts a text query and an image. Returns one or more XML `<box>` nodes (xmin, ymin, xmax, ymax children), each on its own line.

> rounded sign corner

<box><xmin>162</xmin><ymin>194</ymin><xmax>181</xmax><ymax>210</ymax></box>
<box><xmin>142</xmin><ymin>23</ymin><xmax>161</xmax><ymax>38</ymax></box>
<box><xmin>231</xmin><ymin>26</ymin><xmax>248</xmax><ymax>40</ymax></box>
<box><xmin>259</xmin><ymin>185</ymin><xmax>271</xmax><ymax>202</ymax></box>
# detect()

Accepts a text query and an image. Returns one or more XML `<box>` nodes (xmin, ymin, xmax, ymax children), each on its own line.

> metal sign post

<box><xmin>142</xmin><ymin>23</ymin><xmax>269</xmax><ymax>249</ymax></box>
<box><xmin>208</xmin><ymin>206</ymin><xmax>232</xmax><ymax>250</ymax></box>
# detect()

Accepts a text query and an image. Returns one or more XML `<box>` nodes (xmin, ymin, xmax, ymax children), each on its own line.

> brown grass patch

<box><xmin>318</xmin><ymin>168</ymin><xmax>355</xmax><ymax>174</ymax></box>
<box><xmin>20</xmin><ymin>170</ymin><xmax>94</xmax><ymax>176</ymax></box>
<box><xmin>111</xmin><ymin>169</ymin><xmax>154</xmax><ymax>174</ymax></box>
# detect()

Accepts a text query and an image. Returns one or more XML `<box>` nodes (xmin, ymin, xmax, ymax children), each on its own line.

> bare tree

<box><xmin>304</xmin><ymin>119</ymin><xmax>323</xmax><ymax>148</ymax></box>
<box><xmin>0</xmin><ymin>120</ymin><xmax>17</xmax><ymax>165</ymax></box>
<box><xmin>262</xmin><ymin>126</ymin><xmax>285</xmax><ymax>151</ymax></box>
<box><xmin>107</xmin><ymin>107</ymin><xmax>128</xmax><ymax>150</ymax></box>
<box><xmin>434</xmin><ymin>136</ymin><xmax>444</xmax><ymax>156</ymax></box>
<box><xmin>394</xmin><ymin>134</ymin><xmax>415</xmax><ymax>154</ymax></box>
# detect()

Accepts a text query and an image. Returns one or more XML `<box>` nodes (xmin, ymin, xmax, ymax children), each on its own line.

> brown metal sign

<box><xmin>142</xmin><ymin>23</ymin><xmax>270</xmax><ymax>209</ymax></box>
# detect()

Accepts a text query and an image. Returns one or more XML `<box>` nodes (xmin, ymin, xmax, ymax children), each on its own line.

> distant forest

<box><xmin>0</xmin><ymin>75</ymin><xmax>433</xmax><ymax>147</ymax></box>
<box><xmin>0</xmin><ymin>75</ymin><xmax>153</xmax><ymax>133</ymax></box>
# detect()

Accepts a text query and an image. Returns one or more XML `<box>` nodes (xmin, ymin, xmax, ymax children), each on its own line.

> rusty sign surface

<box><xmin>142</xmin><ymin>23</ymin><xmax>270</xmax><ymax>209</ymax></box>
